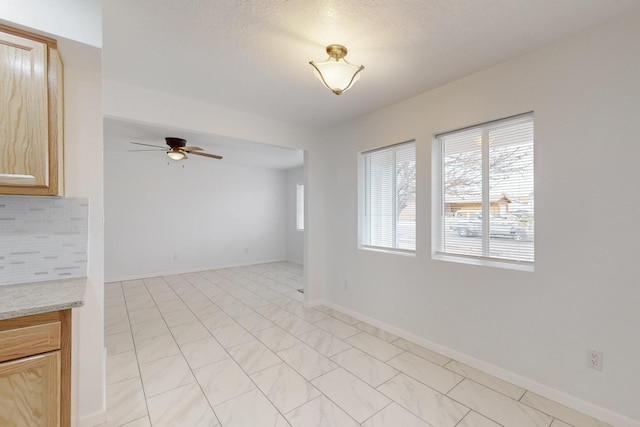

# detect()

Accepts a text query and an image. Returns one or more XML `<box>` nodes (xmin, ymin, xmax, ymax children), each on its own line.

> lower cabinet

<box><xmin>0</xmin><ymin>351</ymin><xmax>61</xmax><ymax>426</ymax></box>
<box><xmin>0</xmin><ymin>311</ymin><xmax>71</xmax><ymax>427</ymax></box>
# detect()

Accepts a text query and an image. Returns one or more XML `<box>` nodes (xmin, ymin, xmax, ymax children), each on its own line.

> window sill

<box><xmin>360</xmin><ymin>245</ymin><xmax>416</xmax><ymax>257</ymax></box>
<box><xmin>433</xmin><ymin>252</ymin><xmax>534</xmax><ymax>272</ymax></box>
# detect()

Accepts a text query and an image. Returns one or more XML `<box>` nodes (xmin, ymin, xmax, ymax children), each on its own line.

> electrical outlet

<box><xmin>343</xmin><ymin>280</ymin><xmax>349</xmax><ymax>291</ymax></box>
<box><xmin>587</xmin><ymin>349</ymin><xmax>603</xmax><ymax>371</ymax></box>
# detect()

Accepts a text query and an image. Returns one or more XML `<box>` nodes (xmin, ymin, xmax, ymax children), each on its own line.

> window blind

<box><xmin>362</xmin><ymin>141</ymin><xmax>416</xmax><ymax>252</ymax></box>
<box><xmin>438</xmin><ymin>114</ymin><xmax>534</xmax><ymax>263</ymax></box>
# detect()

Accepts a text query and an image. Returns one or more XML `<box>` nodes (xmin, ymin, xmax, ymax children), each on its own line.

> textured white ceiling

<box><xmin>103</xmin><ymin>0</ymin><xmax>640</xmax><ymax>131</ymax></box>
<box><xmin>103</xmin><ymin>0</ymin><xmax>640</xmax><ymax>171</ymax></box>
<box><xmin>104</xmin><ymin>118</ymin><xmax>304</xmax><ymax>170</ymax></box>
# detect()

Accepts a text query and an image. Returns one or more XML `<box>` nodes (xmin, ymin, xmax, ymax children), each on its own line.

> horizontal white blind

<box><xmin>439</xmin><ymin>114</ymin><xmax>534</xmax><ymax>263</ymax></box>
<box><xmin>363</xmin><ymin>141</ymin><xmax>416</xmax><ymax>251</ymax></box>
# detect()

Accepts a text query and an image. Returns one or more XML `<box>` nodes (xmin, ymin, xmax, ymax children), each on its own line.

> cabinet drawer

<box><xmin>0</xmin><ymin>322</ymin><xmax>61</xmax><ymax>363</ymax></box>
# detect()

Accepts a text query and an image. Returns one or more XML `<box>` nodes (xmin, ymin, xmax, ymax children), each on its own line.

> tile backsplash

<box><xmin>0</xmin><ymin>196</ymin><xmax>89</xmax><ymax>286</ymax></box>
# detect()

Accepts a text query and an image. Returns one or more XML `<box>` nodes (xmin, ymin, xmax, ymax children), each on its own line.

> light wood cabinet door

<box><xmin>0</xmin><ymin>351</ymin><xmax>61</xmax><ymax>427</ymax></box>
<box><xmin>0</xmin><ymin>25</ymin><xmax>63</xmax><ymax>196</ymax></box>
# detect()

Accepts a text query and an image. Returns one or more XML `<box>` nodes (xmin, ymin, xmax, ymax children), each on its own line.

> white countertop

<box><xmin>0</xmin><ymin>277</ymin><xmax>86</xmax><ymax>320</ymax></box>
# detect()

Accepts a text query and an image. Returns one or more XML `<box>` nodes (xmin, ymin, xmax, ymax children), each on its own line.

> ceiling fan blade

<box><xmin>182</xmin><ymin>146</ymin><xmax>203</xmax><ymax>152</ymax></box>
<box><xmin>189</xmin><ymin>151</ymin><xmax>223</xmax><ymax>160</ymax></box>
<box><xmin>128</xmin><ymin>149</ymin><xmax>167</xmax><ymax>152</ymax></box>
<box><xmin>130</xmin><ymin>141</ymin><xmax>165</xmax><ymax>149</ymax></box>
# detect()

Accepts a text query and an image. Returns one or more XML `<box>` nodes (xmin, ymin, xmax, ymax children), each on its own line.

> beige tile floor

<box><xmin>99</xmin><ymin>262</ymin><xmax>610</xmax><ymax>427</ymax></box>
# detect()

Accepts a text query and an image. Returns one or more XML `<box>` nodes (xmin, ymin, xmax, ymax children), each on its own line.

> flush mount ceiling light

<box><xmin>309</xmin><ymin>44</ymin><xmax>364</xmax><ymax>95</ymax></box>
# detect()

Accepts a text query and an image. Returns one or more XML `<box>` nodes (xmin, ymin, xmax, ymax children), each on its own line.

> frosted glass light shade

<box><xmin>310</xmin><ymin>45</ymin><xmax>364</xmax><ymax>95</ymax></box>
<box><xmin>167</xmin><ymin>150</ymin><xmax>185</xmax><ymax>160</ymax></box>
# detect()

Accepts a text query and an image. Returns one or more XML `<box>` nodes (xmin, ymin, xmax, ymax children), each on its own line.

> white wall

<box><xmin>314</xmin><ymin>12</ymin><xmax>640</xmax><ymax>426</ymax></box>
<box><xmin>61</xmin><ymin>40</ymin><xmax>104</xmax><ymax>426</ymax></box>
<box><xmin>104</xmin><ymin>147</ymin><xmax>288</xmax><ymax>281</ymax></box>
<box><xmin>286</xmin><ymin>167</ymin><xmax>304</xmax><ymax>264</ymax></box>
<box><xmin>103</xmin><ymin>80</ymin><xmax>310</xmax><ymax>150</ymax></box>
<box><xmin>0</xmin><ymin>0</ymin><xmax>101</xmax><ymax>47</ymax></box>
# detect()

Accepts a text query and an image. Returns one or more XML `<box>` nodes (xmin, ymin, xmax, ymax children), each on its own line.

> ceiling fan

<box><xmin>129</xmin><ymin>137</ymin><xmax>222</xmax><ymax>161</ymax></box>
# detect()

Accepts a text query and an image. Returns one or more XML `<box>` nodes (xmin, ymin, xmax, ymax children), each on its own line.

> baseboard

<box><xmin>105</xmin><ymin>258</ymin><xmax>288</xmax><ymax>283</ymax></box>
<box><xmin>77</xmin><ymin>408</ymin><xmax>106</xmax><ymax>427</ymax></box>
<box><xmin>310</xmin><ymin>299</ymin><xmax>640</xmax><ymax>427</ymax></box>
<box><xmin>285</xmin><ymin>258</ymin><xmax>303</xmax><ymax>265</ymax></box>
<box><xmin>305</xmin><ymin>298</ymin><xmax>325</xmax><ymax>308</ymax></box>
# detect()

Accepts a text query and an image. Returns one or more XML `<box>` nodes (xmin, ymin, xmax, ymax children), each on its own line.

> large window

<box><xmin>361</xmin><ymin>141</ymin><xmax>416</xmax><ymax>252</ymax></box>
<box><xmin>434</xmin><ymin>113</ymin><xmax>534</xmax><ymax>266</ymax></box>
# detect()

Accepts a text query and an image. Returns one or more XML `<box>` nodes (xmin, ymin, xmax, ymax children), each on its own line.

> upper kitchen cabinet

<box><xmin>0</xmin><ymin>25</ymin><xmax>63</xmax><ymax>196</ymax></box>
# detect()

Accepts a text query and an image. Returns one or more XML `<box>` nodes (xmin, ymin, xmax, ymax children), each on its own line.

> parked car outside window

<box><xmin>450</xmin><ymin>209</ymin><xmax>529</xmax><ymax>241</ymax></box>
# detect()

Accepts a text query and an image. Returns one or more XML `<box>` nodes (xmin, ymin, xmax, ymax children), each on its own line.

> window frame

<box><xmin>432</xmin><ymin>113</ymin><xmax>534</xmax><ymax>271</ymax></box>
<box><xmin>359</xmin><ymin>139</ymin><xmax>416</xmax><ymax>255</ymax></box>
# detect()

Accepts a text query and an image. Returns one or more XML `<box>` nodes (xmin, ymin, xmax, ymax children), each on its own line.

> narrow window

<box><xmin>434</xmin><ymin>113</ymin><xmax>534</xmax><ymax>267</ymax></box>
<box><xmin>296</xmin><ymin>183</ymin><xmax>304</xmax><ymax>231</ymax></box>
<box><xmin>361</xmin><ymin>141</ymin><xmax>416</xmax><ymax>253</ymax></box>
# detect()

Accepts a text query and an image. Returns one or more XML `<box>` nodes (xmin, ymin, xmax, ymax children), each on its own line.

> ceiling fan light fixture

<box><xmin>309</xmin><ymin>44</ymin><xmax>364</xmax><ymax>95</ymax></box>
<box><xmin>130</xmin><ymin>137</ymin><xmax>222</xmax><ymax>160</ymax></box>
<box><xmin>167</xmin><ymin>148</ymin><xmax>186</xmax><ymax>160</ymax></box>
